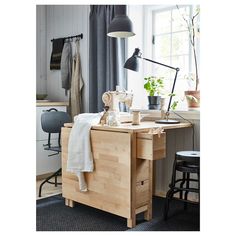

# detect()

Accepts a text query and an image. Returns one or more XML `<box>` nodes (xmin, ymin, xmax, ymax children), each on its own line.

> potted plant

<box><xmin>144</xmin><ymin>76</ymin><xmax>164</xmax><ymax>110</ymax></box>
<box><xmin>184</xmin><ymin>73</ymin><xmax>200</xmax><ymax>109</ymax></box>
<box><xmin>177</xmin><ymin>5</ymin><xmax>200</xmax><ymax>109</ymax></box>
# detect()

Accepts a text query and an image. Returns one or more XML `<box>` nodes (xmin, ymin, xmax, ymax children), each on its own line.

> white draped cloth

<box><xmin>67</xmin><ymin>113</ymin><xmax>101</xmax><ymax>191</ymax></box>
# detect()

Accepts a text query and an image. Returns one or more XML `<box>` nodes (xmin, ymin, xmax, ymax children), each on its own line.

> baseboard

<box><xmin>153</xmin><ymin>190</ymin><xmax>199</xmax><ymax>202</ymax></box>
<box><xmin>37</xmin><ymin>192</ymin><xmax>62</xmax><ymax>201</ymax></box>
<box><xmin>153</xmin><ymin>190</ymin><xmax>166</xmax><ymax>198</ymax></box>
<box><xmin>36</xmin><ymin>172</ymin><xmax>56</xmax><ymax>181</ymax></box>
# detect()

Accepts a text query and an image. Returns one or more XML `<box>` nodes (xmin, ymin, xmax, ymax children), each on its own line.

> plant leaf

<box><xmin>171</xmin><ymin>101</ymin><xmax>179</xmax><ymax>110</ymax></box>
<box><xmin>186</xmin><ymin>95</ymin><xmax>198</xmax><ymax>102</ymax></box>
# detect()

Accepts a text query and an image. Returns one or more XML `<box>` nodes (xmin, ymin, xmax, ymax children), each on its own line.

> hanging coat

<box><xmin>70</xmin><ymin>40</ymin><xmax>84</xmax><ymax>119</ymax></box>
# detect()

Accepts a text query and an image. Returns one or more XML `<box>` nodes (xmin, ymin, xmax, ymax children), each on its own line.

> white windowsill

<box><xmin>133</xmin><ymin>109</ymin><xmax>200</xmax><ymax>121</ymax></box>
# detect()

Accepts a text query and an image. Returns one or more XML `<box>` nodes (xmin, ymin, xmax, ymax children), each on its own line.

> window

<box><xmin>127</xmin><ymin>5</ymin><xmax>200</xmax><ymax>111</ymax></box>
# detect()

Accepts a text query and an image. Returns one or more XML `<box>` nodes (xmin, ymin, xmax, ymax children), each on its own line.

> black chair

<box><xmin>38</xmin><ymin>108</ymin><xmax>71</xmax><ymax>197</ymax></box>
<box><xmin>164</xmin><ymin>151</ymin><xmax>200</xmax><ymax>220</ymax></box>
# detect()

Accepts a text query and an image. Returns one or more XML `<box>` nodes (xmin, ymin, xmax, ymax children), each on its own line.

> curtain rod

<box><xmin>51</xmin><ymin>33</ymin><xmax>83</xmax><ymax>42</ymax></box>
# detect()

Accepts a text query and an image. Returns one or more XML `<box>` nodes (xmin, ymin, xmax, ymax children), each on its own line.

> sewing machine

<box><xmin>100</xmin><ymin>89</ymin><xmax>133</xmax><ymax>124</ymax></box>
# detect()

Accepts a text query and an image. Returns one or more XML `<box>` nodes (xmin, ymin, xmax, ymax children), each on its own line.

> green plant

<box><xmin>186</xmin><ymin>94</ymin><xmax>199</xmax><ymax>103</ymax></box>
<box><xmin>144</xmin><ymin>76</ymin><xmax>164</xmax><ymax>96</ymax></box>
<box><xmin>168</xmin><ymin>93</ymin><xmax>179</xmax><ymax>110</ymax></box>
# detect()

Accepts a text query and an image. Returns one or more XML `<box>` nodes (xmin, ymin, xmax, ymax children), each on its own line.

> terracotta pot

<box><xmin>185</xmin><ymin>90</ymin><xmax>200</xmax><ymax>109</ymax></box>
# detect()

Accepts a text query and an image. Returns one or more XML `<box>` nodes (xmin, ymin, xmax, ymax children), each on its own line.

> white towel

<box><xmin>67</xmin><ymin>113</ymin><xmax>101</xmax><ymax>191</ymax></box>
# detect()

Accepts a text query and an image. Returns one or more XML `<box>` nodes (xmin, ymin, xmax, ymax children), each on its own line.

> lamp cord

<box><xmin>172</xmin><ymin>111</ymin><xmax>195</xmax><ymax>150</ymax></box>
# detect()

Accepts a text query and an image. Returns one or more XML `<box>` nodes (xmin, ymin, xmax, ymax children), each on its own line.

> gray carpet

<box><xmin>36</xmin><ymin>194</ymin><xmax>199</xmax><ymax>231</ymax></box>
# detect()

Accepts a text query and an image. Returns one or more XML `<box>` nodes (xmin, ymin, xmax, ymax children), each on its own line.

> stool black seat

<box><xmin>175</xmin><ymin>161</ymin><xmax>199</xmax><ymax>173</ymax></box>
<box><xmin>164</xmin><ymin>151</ymin><xmax>200</xmax><ymax>220</ymax></box>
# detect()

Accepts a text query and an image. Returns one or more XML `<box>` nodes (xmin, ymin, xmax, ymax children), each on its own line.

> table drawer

<box><xmin>137</xmin><ymin>132</ymin><xmax>166</xmax><ymax>160</ymax></box>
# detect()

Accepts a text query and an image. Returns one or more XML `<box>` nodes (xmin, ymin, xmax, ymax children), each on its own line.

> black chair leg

<box><xmin>164</xmin><ymin>189</ymin><xmax>174</xmax><ymax>220</ymax></box>
<box><xmin>179</xmin><ymin>172</ymin><xmax>186</xmax><ymax>199</ymax></box>
<box><xmin>170</xmin><ymin>159</ymin><xmax>177</xmax><ymax>186</ymax></box>
<box><xmin>38</xmin><ymin>168</ymin><xmax>62</xmax><ymax>197</ymax></box>
<box><xmin>197</xmin><ymin>171</ymin><xmax>200</xmax><ymax>204</ymax></box>
<box><xmin>54</xmin><ymin>169</ymin><xmax>62</xmax><ymax>187</ymax></box>
<box><xmin>55</xmin><ymin>175</ymin><xmax>58</xmax><ymax>187</ymax></box>
<box><xmin>164</xmin><ymin>159</ymin><xmax>178</xmax><ymax>220</ymax></box>
<box><xmin>184</xmin><ymin>172</ymin><xmax>190</xmax><ymax>210</ymax></box>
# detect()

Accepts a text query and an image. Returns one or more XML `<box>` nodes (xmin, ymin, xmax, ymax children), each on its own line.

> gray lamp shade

<box><xmin>107</xmin><ymin>15</ymin><xmax>135</xmax><ymax>38</ymax></box>
<box><xmin>124</xmin><ymin>48</ymin><xmax>140</xmax><ymax>71</ymax></box>
<box><xmin>124</xmin><ymin>55</ymin><xmax>139</xmax><ymax>71</ymax></box>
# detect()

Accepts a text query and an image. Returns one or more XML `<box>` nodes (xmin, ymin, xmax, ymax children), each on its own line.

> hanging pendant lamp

<box><xmin>107</xmin><ymin>13</ymin><xmax>135</xmax><ymax>38</ymax></box>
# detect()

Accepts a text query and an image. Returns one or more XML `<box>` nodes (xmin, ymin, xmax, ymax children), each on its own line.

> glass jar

<box><xmin>107</xmin><ymin>111</ymin><xmax>120</xmax><ymax>126</ymax></box>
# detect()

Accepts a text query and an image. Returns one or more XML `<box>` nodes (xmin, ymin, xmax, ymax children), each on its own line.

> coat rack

<box><xmin>51</xmin><ymin>33</ymin><xmax>83</xmax><ymax>42</ymax></box>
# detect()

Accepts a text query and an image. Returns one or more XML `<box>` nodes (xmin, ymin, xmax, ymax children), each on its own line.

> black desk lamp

<box><xmin>124</xmin><ymin>48</ymin><xmax>180</xmax><ymax>124</ymax></box>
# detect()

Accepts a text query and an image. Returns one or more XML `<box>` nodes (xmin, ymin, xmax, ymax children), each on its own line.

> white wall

<box><xmin>37</xmin><ymin>5</ymin><xmax>90</xmax><ymax>112</ymax></box>
<box><xmin>127</xmin><ymin>5</ymin><xmax>146</xmax><ymax>109</ymax></box>
<box><xmin>36</xmin><ymin>5</ymin><xmax>47</xmax><ymax>95</ymax></box>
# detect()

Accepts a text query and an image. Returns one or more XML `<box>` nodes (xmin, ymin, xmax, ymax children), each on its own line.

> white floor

<box><xmin>36</xmin><ymin>176</ymin><xmax>62</xmax><ymax>200</ymax></box>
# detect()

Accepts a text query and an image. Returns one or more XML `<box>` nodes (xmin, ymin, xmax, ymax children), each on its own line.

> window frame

<box><xmin>151</xmin><ymin>6</ymin><xmax>194</xmax><ymax>110</ymax></box>
<box><xmin>127</xmin><ymin>5</ymin><xmax>200</xmax><ymax>111</ymax></box>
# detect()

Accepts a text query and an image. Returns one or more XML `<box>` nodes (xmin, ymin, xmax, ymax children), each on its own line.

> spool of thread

<box><xmin>132</xmin><ymin>111</ymin><xmax>140</xmax><ymax>125</ymax></box>
<box><xmin>160</xmin><ymin>97</ymin><xmax>165</xmax><ymax>110</ymax></box>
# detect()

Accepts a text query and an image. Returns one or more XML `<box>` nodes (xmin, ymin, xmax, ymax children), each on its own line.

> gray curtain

<box><xmin>89</xmin><ymin>5</ymin><xmax>127</xmax><ymax>113</ymax></box>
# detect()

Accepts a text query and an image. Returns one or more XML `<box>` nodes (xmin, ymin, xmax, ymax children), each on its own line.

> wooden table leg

<box><xmin>144</xmin><ymin>160</ymin><xmax>153</xmax><ymax>221</ymax></box>
<box><xmin>144</xmin><ymin>206</ymin><xmax>152</xmax><ymax>220</ymax></box>
<box><xmin>127</xmin><ymin>132</ymin><xmax>137</xmax><ymax>228</ymax></box>
<box><xmin>127</xmin><ymin>217</ymin><xmax>136</xmax><ymax>228</ymax></box>
<box><xmin>65</xmin><ymin>198</ymin><xmax>75</xmax><ymax>208</ymax></box>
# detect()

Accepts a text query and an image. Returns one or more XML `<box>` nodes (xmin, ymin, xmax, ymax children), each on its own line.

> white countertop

<box><xmin>36</xmin><ymin>101</ymin><xmax>69</xmax><ymax>106</ymax></box>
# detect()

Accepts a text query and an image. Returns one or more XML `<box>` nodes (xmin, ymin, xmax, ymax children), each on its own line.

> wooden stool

<box><xmin>164</xmin><ymin>151</ymin><xmax>200</xmax><ymax>220</ymax></box>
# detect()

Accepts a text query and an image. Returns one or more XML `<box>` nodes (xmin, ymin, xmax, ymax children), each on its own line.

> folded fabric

<box><xmin>77</xmin><ymin>172</ymin><xmax>88</xmax><ymax>192</ymax></box>
<box><xmin>50</xmin><ymin>38</ymin><xmax>64</xmax><ymax>70</ymax></box>
<box><xmin>67</xmin><ymin>113</ymin><xmax>102</xmax><ymax>191</ymax></box>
